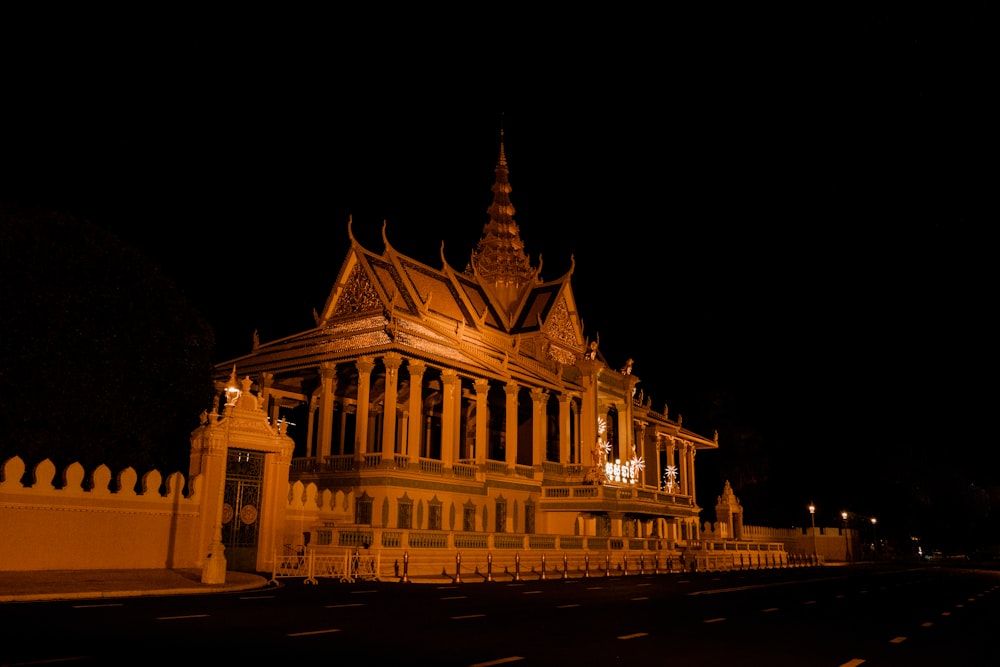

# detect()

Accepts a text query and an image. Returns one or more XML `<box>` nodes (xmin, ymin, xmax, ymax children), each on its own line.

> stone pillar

<box><xmin>689</xmin><ymin>447</ymin><xmax>697</xmax><ymax>504</ymax></box>
<box><xmin>474</xmin><ymin>379</ymin><xmax>489</xmax><ymax>465</ymax></box>
<box><xmin>354</xmin><ymin>357</ymin><xmax>375</xmax><ymax>461</ymax></box>
<box><xmin>530</xmin><ymin>388</ymin><xmax>546</xmax><ymax>466</ymax></box>
<box><xmin>504</xmin><ymin>381</ymin><xmax>519</xmax><ymax>469</ymax></box>
<box><xmin>679</xmin><ymin>441</ymin><xmax>690</xmax><ymax>497</ymax></box>
<box><xmin>382</xmin><ymin>353</ymin><xmax>402</xmax><ymax>457</ymax></box>
<box><xmin>305</xmin><ymin>395</ymin><xmax>317</xmax><ymax>459</ymax></box>
<box><xmin>406</xmin><ymin>361</ymin><xmax>426</xmax><ymax>459</ymax></box>
<box><xmin>318</xmin><ymin>362</ymin><xmax>337</xmax><ymax>460</ymax></box>
<box><xmin>654</xmin><ymin>434</ymin><xmax>663</xmax><ymax>491</ymax></box>
<box><xmin>558</xmin><ymin>394</ymin><xmax>572</xmax><ymax>464</ymax></box>
<box><xmin>634</xmin><ymin>421</ymin><xmax>647</xmax><ymax>486</ymax></box>
<box><xmin>440</xmin><ymin>369</ymin><xmax>458</xmax><ymax>468</ymax></box>
<box><xmin>578</xmin><ymin>361</ymin><xmax>601</xmax><ymax>467</ymax></box>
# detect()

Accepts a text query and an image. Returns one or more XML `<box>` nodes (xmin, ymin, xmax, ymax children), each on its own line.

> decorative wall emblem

<box><xmin>222</xmin><ymin>503</ymin><xmax>234</xmax><ymax>524</ymax></box>
<box><xmin>240</xmin><ymin>504</ymin><xmax>258</xmax><ymax>525</ymax></box>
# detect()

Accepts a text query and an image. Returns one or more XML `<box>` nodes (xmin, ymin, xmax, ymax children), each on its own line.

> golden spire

<box><xmin>469</xmin><ymin>118</ymin><xmax>534</xmax><ymax>294</ymax></box>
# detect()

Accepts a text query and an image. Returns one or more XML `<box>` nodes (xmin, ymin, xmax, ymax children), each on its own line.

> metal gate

<box><xmin>222</xmin><ymin>448</ymin><xmax>264</xmax><ymax>572</ymax></box>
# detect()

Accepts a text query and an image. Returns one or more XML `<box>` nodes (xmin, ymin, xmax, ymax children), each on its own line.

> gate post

<box><xmin>401</xmin><ymin>551</ymin><xmax>410</xmax><ymax>583</ymax></box>
<box><xmin>486</xmin><ymin>552</ymin><xmax>493</xmax><ymax>582</ymax></box>
<box><xmin>454</xmin><ymin>552</ymin><xmax>462</xmax><ymax>584</ymax></box>
<box><xmin>514</xmin><ymin>553</ymin><xmax>521</xmax><ymax>582</ymax></box>
<box><xmin>540</xmin><ymin>553</ymin><xmax>547</xmax><ymax>580</ymax></box>
<box><xmin>584</xmin><ymin>554</ymin><xmax>590</xmax><ymax>578</ymax></box>
<box><xmin>562</xmin><ymin>554</ymin><xmax>569</xmax><ymax>580</ymax></box>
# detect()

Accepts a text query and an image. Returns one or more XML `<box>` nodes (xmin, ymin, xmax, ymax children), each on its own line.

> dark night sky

<box><xmin>2</xmin><ymin>8</ymin><xmax>994</xmax><ymax>532</ymax></box>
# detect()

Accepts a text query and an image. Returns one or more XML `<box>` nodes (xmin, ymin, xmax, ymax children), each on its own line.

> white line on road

<box><xmin>762</xmin><ymin>608</ymin><xmax>780</xmax><ymax>613</ymax></box>
<box><xmin>704</xmin><ymin>617</ymin><xmax>726</xmax><ymax>623</ymax></box>
<box><xmin>156</xmin><ymin>614</ymin><xmax>210</xmax><ymax>620</ymax></box>
<box><xmin>470</xmin><ymin>657</ymin><xmax>524</xmax><ymax>666</ymax></box>
<box><xmin>288</xmin><ymin>628</ymin><xmax>341</xmax><ymax>636</ymax></box>
<box><xmin>921</xmin><ymin>622</ymin><xmax>934</xmax><ymax>627</ymax></box>
<box><xmin>325</xmin><ymin>603</ymin><xmax>364</xmax><ymax>608</ymax></box>
<box><xmin>522</xmin><ymin>590</ymin><xmax>542</xmax><ymax>595</ymax></box>
<box><xmin>452</xmin><ymin>614</ymin><xmax>486</xmax><ymax>619</ymax></box>
<box><xmin>631</xmin><ymin>597</ymin><xmax>648</xmax><ymax>601</ymax></box>
<box><xmin>618</xmin><ymin>633</ymin><xmax>648</xmax><ymax>640</ymax></box>
<box><xmin>839</xmin><ymin>659</ymin><xmax>866</xmax><ymax>666</ymax></box>
<box><xmin>557</xmin><ymin>604</ymin><xmax>581</xmax><ymax>608</ymax></box>
<box><xmin>889</xmin><ymin>636</ymin><xmax>907</xmax><ymax>644</ymax></box>
<box><xmin>441</xmin><ymin>596</ymin><xmax>467</xmax><ymax>600</ymax></box>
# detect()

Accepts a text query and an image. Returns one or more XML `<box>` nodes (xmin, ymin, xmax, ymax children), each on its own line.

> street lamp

<box><xmin>841</xmin><ymin>511</ymin><xmax>849</xmax><ymax>558</ymax></box>
<box><xmin>808</xmin><ymin>504</ymin><xmax>817</xmax><ymax>560</ymax></box>
<box><xmin>870</xmin><ymin>517</ymin><xmax>878</xmax><ymax>559</ymax></box>
<box><xmin>201</xmin><ymin>367</ymin><xmax>242</xmax><ymax>584</ymax></box>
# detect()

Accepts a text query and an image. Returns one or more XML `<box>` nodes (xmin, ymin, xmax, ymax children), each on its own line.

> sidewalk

<box><xmin>0</xmin><ymin>568</ymin><xmax>270</xmax><ymax>603</ymax></box>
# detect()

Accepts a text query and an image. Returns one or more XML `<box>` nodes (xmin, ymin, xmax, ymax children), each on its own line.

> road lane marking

<box><xmin>522</xmin><ymin>590</ymin><xmax>542</xmax><ymax>595</ymax></box>
<box><xmin>890</xmin><ymin>636</ymin><xmax>907</xmax><ymax>644</ymax></box>
<box><xmin>704</xmin><ymin>618</ymin><xmax>726</xmax><ymax>623</ymax></box>
<box><xmin>325</xmin><ymin>603</ymin><xmax>364</xmax><ymax>608</ymax></box>
<box><xmin>452</xmin><ymin>614</ymin><xmax>486</xmax><ymax>619</ymax></box>
<box><xmin>631</xmin><ymin>597</ymin><xmax>648</xmax><ymax>601</ymax></box>
<box><xmin>618</xmin><ymin>633</ymin><xmax>648</xmax><ymax>640</ymax></box>
<box><xmin>288</xmin><ymin>628</ymin><xmax>340</xmax><ymax>636</ymax></box>
<box><xmin>762</xmin><ymin>607</ymin><xmax>779</xmax><ymax>613</ymax></box>
<box><xmin>557</xmin><ymin>604</ymin><xmax>581</xmax><ymax>608</ymax></box>
<box><xmin>921</xmin><ymin>622</ymin><xmax>934</xmax><ymax>627</ymax></box>
<box><xmin>839</xmin><ymin>659</ymin><xmax>866</xmax><ymax>666</ymax></box>
<box><xmin>441</xmin><ymin>596</ymin><xmax>467</xmax><ymax>600</ymax></box>
<box><xmin>803</xmin><ymin>600</ymin><xmax>817</xmax><ymax>605</ymax></box>
<box><xmin>350</xmin><ymin>590</ymin><xmax>378</xmax><ymax>594</ymax></box>
<box><xmin>941</xmin><ymin>611</ymin><xmax>951</xmax><ymax>616</ymax></box>
<box><xmin>471</xmin><ymin>657</ymin><xmax>523</xmax><ymax>666</ymax></box>
<box><xmin>156</xmin><ymin>614</ymin><xmax>210</xmax><ymax>620</ymax></box>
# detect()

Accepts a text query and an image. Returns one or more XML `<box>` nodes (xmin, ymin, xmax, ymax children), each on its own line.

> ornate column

<box><xmin>305</xmin><ymin>395</ymin><xmax>318</xmax><ymax>459</ymax></box>
<box><xmin>689</xmin><ymin>447</ymin><xmax>697</xmax><ymax>504</ymax></box>
<box><xmin>679</xmin><ymin>441</ymin><xmax>690</xmax><ymax>497</ymax></box>
<box><xmin>440</xmin><ymin>369</ymin><xmax>458</xmax><ymax>468</ymax></box>
<box><xmin>354</xmin><ymin>357</ymin><xmax>375</xmax><ymax>461</ymax></box>
<box><xmin>504</xmin><ymin>381</ymin><xmax>519</xmax><ymax>469</ymax></box>
<box><xmin>634</xmin><ymin>420</ymin><xmax>647</xmax><ymax>485</ymax></box>
<box><xmin>406</xmin><ymin>360</ymin><xmax>426</xmax><ymax>460</ymax></box>
<box><xmin>530</xmin><ymin>387</ymin><xmax>546</xmax><ymax>466</ymax></box>
<box><xmin>381</xmin><ymin>353</ymin><xmax>402</xmax><ymax>457</ymax></box>
<box><xmin>318</xmin><ymin>362</ymin><xmax>337</xmax><ymax>460</ymax></box>
<box><xmin>473</xmin><ymin>379</ymin><xmax>489</xmax><ymax>465</ymax></box>
<box><xmin>558</xmin><ymin>394</ymin><xmax>572</xmax><ymax>465</ymax></box>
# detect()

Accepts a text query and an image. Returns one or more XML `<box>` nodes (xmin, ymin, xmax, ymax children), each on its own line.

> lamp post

<box><xmin>870</xmin><ymin>517</ymin><xmax>878</xmax><ymax>560</ymax></box>
<box><xmin>201</xmin><ymin>368</ymin><xmax>241</xmax><ymax>584</ymax></box>
<box><xmin>842</xmin><ymin>511</ymin><xmax>851</xmax><ymax>562</ymax></box>
<box><xmin>808</xmin><ymin>503</ymin><xmax>816</xmax><ymax>560</ymax></box>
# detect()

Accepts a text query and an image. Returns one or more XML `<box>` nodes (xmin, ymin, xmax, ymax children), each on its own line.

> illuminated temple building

<box><xmin>214</xmin><ymin>136</ymin><xmax>723</xmax><ymax>575</ymax></box>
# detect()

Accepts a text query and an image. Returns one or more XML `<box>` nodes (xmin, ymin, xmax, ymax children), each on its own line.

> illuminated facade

<box><xmin>215</xmin><ymin>136</ymin><xmax>718</xmax><ymax>565</ymax></box>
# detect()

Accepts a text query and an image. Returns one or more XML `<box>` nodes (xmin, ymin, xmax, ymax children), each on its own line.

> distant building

<box><xmin>214</xmin><ymin>133</ymin><xmax>721</xmax><ymax>574</ymax></box>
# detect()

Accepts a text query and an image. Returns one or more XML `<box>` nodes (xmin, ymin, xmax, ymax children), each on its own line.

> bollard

<box><xmin>562</xmin><ymin>554</ymin><xmax>569</xmax><ymax>580</ymax></box>
<box><xmin>514</xmin><ymin>553</ymin><xmax>522</xmax><ymax>582</ymax></box>
<box><xmin>454</xmin><ymin>552</ymin><xmax>462</xmax><ymax>584</ymax></box>
<box><xmin>653</xmin><ymin>554</ymin><xmax>659</xmax><ymax>575</ymax></box>
<box><xmin>540</xmin><ymin>554</ymin><xmax>547</xmax><ymax>581</ymax></box>
<box><xmin>486</xmin><ymin>552</ymin><xmax>493</xmax><ymax>582</ymax></box>
<box><xmin>401</xmin><ymin>551</ymin><xmax>410</xmax><ymax>583</ymax></box>
<box><xmin>584</xmin><ymin>554</ymin><xmax>590</xmax><ymax>578</ymax></box>
<box><xmin>622</xmin><ymin>553</ymin><xmax>629</xmax><ymax>576</ymax></box>
<box><xmin>605</xmin><ymin>553</ymin><xmax>611</xmax><ymax>578</ymax></box>
<box><xmin>639</xmin><ymin>554</ymin><xmax>644</xmax><ymax>576</ymax></box>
